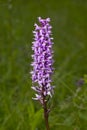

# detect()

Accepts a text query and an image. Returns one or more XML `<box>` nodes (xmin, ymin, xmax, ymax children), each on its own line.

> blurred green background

<box><xmin>0</xmin><ymin>0</ymin><xmax>87</xmax><ymax>130</ymax></box>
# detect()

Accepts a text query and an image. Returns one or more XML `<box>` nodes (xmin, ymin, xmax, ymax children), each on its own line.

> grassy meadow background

<box><xmin>0</xmin><ymin>0</ymin><xmax>87</xmax><ymax>130</ymax></box>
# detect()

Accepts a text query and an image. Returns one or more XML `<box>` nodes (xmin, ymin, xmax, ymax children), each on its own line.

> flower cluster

<box><xmin>31</xmin><ymin>17</ymin><xmax>54</xmax><ymax>104</ymax></box>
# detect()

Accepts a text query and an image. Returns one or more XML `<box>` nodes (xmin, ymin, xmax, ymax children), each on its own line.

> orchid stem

<box><xmin>43</xmin><ymin>98</ymin><xmax>50</xmax><ymax>130</ymax></box>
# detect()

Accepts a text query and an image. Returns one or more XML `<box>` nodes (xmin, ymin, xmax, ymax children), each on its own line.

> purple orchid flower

<box><xmin>31</xmin><ymin>17</ymin><xmax>54</xmax><ymax>105</ymax></box>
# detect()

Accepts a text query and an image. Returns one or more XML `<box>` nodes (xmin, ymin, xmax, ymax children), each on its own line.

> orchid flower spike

<box><xmin>31</xmin><ymin>17</ymin><xmax>54</xmax><ymax>105</ymax></box>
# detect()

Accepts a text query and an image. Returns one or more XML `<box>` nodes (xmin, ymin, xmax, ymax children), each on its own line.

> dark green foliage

<box><xmin>0</xmin><ymin>0</ymin><xmax>87</xmax><ymax>129</ymax></box>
